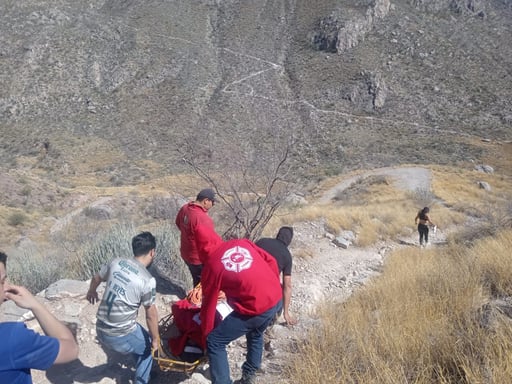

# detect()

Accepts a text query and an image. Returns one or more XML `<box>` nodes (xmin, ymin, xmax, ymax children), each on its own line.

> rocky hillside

<box><xmin>1</xmin><ymin>0</ymin><xmax>511</xmax><ymax>178</ymax></box>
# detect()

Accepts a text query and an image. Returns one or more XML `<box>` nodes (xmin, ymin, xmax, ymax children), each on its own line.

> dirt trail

<box><xmin>318</xmin><ymin>166</ymin><xmax>432</xmax><ymax>204</ymax></box>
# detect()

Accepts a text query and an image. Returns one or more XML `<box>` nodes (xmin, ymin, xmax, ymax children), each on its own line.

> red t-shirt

<box><xmin>175</xmin><ymin>202</ymin><xmax>216</xmax><ymax>265</ymax></box>
<box><xmin>199</xmin><ymin>238</ymin><xmax>282</xmax><ymax>338</ymax></box>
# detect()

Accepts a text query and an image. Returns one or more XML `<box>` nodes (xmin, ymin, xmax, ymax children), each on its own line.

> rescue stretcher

<box><xmin>152</xmin><ymin>284</ymin><xmax>229</xmax><ymax>374</ymax></box>
<box><xmin>152</xmin><ymin>312</ymin><xmax>207</xmax><ymax>374</ymax></box>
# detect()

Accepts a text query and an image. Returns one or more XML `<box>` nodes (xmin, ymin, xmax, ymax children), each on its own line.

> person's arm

<box><xmin>426</xmin><ymin>214</ymin><xmax>436</xmax><ymax>227</ymax></box>
<box><xmin>414</xmin><ymin>212</ymin><xmax>420</xmax><ymax>224</ymax></box>
<box><xmin>4</xmin><ymin>283</ymin><xmax>79</xmax><ymax>364</ymax></box>
<box><xmin>199</xmin><ymin>266</ymin><xmax>222</xmax><ymax>346</ymax></box>
<box><xmin>282</xmin><ymin>275</ymin><xmax>297</xmax><ymax>326</ymax></box>
<box><xmin>145</xmin><ymin>304</ymin><xmax>159</xmax><ymax>351</ymax></box>
<box><xmin>86</xmin><ymin>273</ymin><xmax>104</xmax><ymax>304</ymax></box>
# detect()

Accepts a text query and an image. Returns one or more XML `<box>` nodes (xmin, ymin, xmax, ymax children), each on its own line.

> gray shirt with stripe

<box><xmin>96</xmin><ymin>257</ymin><xmax>156</xmax><ymax>336</ymax></box>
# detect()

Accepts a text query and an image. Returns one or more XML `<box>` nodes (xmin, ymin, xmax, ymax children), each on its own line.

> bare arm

<box><xmin>86</xmin><ymin>273</ymin><xmax>104</xmax><ymax>304</ymax></box>
<box><xmin>282</xmin><ymin>275</ymin><xmax>297</xmax><ymax>326</ymax></box>
<box><xmin>145</xmin><ymin>304</ymin><xmax>159</xmax><ymax>351</ymax></box>
<box><xmin>5</xmin><ymin>283</ymin><xmax>79</xmax><ymax>364</ymax></box>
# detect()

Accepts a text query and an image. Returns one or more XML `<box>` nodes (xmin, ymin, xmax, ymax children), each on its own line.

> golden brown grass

<box><xmin>266</xmin><ymin>162</ymin><xmax>510</xmax><ymax>251</ymax></box>
<box><xmin>431</xmin><ymin>165</ymin><xmax>511</xmax><ymax>210</ymax></box>
<box><xmin>271</xmin><ymin>172</ymin><xmax>454</xmax><ymax>247</ymax></box>
<box><xmin>287</xmin><ymin>230</ymin><xmax>512</xmax><ymax>383</ymax></box>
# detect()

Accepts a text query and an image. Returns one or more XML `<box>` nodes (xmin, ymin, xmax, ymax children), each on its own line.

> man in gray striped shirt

<box><xmin>87</xmin><ymin>232</ymin><xmax>159</xmax><ymax>384</ymax></box>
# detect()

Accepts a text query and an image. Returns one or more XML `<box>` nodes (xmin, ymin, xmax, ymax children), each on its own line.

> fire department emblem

<box><xmin>221</xmin><ymin>246</ymin><xmax>253</xmax><ymax>272</ymax></box>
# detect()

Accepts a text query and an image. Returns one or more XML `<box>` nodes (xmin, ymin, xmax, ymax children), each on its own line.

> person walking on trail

<box><xmin>175</xmin><ymin>188</ymin><xmax>218</xmax><ymax>287</ymax></box>
<box><xmin>86</xmin><ymin>232</ymin><xmax>159</xmax><ymax>384</ymax></box>
<box><xmin>195</xmin><ymin>224</ymin><xmax>283</xmax><ymax>384</ymax></box>
<box><xmin>255</xmin><ymin>226</ymin><xmax>297</xmax><ymax>326</ymax></box>
<box><xmin>415</xmin><ymin>207</ymin><xmax>437</xmax><ymax>247</ymax></box>
<box><xmin>0</xmin><ymin>251</ymin><xmax>79</xmax><ymax>383</ymax></box>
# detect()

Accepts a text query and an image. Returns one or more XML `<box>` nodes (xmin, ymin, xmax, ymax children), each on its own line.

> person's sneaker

<box><xmin>234</xmin><ymin>372</ymin><xmax>257</xmax><ymax>384</ymax></box>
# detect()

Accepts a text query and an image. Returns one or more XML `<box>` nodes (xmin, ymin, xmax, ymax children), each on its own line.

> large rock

<box><xmin>311</xmin><ymin>0</ymin><xmax>391</xmax><ymax>53</ymax></box>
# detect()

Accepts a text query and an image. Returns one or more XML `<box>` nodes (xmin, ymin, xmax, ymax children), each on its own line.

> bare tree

<box><xmin>177</xmin><ymin>114</ymin><xmax>301</xmax><ymax>241</ymax></box>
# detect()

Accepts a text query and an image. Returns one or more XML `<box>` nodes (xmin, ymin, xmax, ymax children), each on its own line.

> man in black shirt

<box><xmin>256</xmin><ymin>226</ymin><xmax>297</xmax><ymax>326</ymax></box>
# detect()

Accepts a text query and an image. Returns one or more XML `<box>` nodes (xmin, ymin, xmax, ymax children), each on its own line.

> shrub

<box><xmin>411</xmin><ymin>186</ymin><xmax>436</xmax><ymax>207</ymax></box>
<box><xmin>72</xmin><ymin>223</ymin><xmax>135</xmax><ymax>280</ymax></box>
<box><xmin>7</xmin><ymin>212</ymin><xmax>28</xmax><ymax>226</ymax></box>
<box><xmin>7</xmin><ymin>248</ymin><xmax>65</xmax><ymax>294</ymax></box>
<box><xmin>69</xmin><ymin>222</ymin><xmax>190</xmax><ymax>294</ymax></box>
<box><xmin>151</xmin><ymin>224</ymin><xmax>192</xmax><ymax>294</ymax></box>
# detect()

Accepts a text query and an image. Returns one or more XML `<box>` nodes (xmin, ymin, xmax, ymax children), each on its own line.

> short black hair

<box><xmin>0</xmin><ymin>251</ymin><xmax>6</xmax><ymax>267</ymax></box>
<box><xmin>132</xmin><ymin>232</ymin><xmax>156</xmax><ymax>257</ymax></box>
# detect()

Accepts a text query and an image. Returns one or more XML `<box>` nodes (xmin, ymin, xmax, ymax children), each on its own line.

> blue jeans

<box><xmin>97</xmin><ymin>323</ymin><xmax>153</xmax><ymax>384</ymax></box>
<box><xmin>206</xmin><ymin>300</ymin><xmax>282</xmax><ymax>384</ymax></box>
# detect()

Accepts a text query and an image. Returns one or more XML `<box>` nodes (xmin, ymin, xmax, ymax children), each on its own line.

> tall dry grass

<box><xmin>270</xmin><ymin>180</ymin><xmax>452</xmax><ymax>247</ymax></box>
<box><xmin>287</xmin><ymin>230</ymin><xmax>512</xmax><ymax>383</ymax></box>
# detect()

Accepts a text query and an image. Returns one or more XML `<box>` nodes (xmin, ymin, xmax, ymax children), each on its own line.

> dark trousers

<box><xmin>418</xmin><ymin>224</ymin><xmax>429</xmax><ymax>245</ymax></box>
<box><xmin>206</xmin><ymin>300</ymin><xmax>283</xmax><ymax>384</ymax></box>
<box><xmin>186</xmin><ymin>263</ymin><xmax>203</xmax><ymax>287</ymax></box>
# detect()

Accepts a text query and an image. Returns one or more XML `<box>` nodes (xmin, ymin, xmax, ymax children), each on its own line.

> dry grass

<box><xmin>431</xmin><ymin>165</ymin><xmax>511</xmax><ymax>209</ymax></box>
<box><xmin>268</xmin><ymin>162</ymin><xmax>510</xmax><ymax>250</ymax></box>
<box><xmin>287</xmin><ymin>230</ymin><xmax>512</xmax><ymax>383</ymax></box>
<box><xmin>272</xmin><ymin>173</ymin><xmax>456</xmax><ymax>247</ymax></box>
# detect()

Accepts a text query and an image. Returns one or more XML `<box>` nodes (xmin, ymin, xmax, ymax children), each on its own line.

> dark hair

<box><xmin>132</xmin><ymin>232</ymin><xmax>156</xmax><ymax>257</ymax></box>
<box><xmin>422</xmin><ymin>207</ymin><xmax>430</xmax><ymax>214</ymax></box>
<box><xmin>276</xmin><ymin>226</ymin><xmax>294</xmax><ymax>247</ymax></box>
<box><xmin>0</xmin><ymin>251</ymin><xmax>6</xmax><ymax>267</ymax></box>
<box><xmin>196</xmin><ymin>188</ymin><xmax>216</xmax><ymax>202</ymax></box>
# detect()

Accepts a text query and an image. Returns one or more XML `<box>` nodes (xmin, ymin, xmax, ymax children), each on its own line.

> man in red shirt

<box><xmin>195</xmin><ymin>225</ymin><xmax>283</xmax><ymax>384</ymax></box>
<box><xmin>175</xmin><ymin>188</ymin><xmax>217</xmax><ymax>286</ymax></box>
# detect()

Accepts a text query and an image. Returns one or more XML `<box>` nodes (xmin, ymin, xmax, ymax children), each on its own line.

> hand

<box><xmin>4</xmin><ymin>283</ymin><xmax>39</xmax><ymax>310</ymax></box>
<box><xmin>151</xmin><ymin>338</ymin><xmax>159</xmax><ymax>352</ymax></box>
<box><xmin>86</xmin><ymin>290</ymin><xmax>99</xmax><ymax>304</ymax></box>
<box><xmin>283</xmin><ymin>312</ymin><xmax>297</xmax><ymax>326</ymax></box>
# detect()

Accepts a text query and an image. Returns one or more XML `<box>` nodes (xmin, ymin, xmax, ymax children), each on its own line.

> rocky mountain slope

<box><xmin>1</xmin><ymin>0</ymin><xmax>511</xmax><ymax>178</ymax></box>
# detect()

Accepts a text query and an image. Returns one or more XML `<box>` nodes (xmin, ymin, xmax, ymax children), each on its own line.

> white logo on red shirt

<box><xmin>221</xmin><ymin>246</ymin><xmax>253</xmax><ymax>272</ymax></box>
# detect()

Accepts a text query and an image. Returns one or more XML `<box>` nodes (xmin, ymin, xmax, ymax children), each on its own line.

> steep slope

<box><xmin>1</xmin><ymin>0</ymin><xmax>510</xmax><ymax>179</ymax></box>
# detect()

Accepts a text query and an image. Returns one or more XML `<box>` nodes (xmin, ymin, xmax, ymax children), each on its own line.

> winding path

<box><xmin>318</xmin><ymin>166</ymin><xmax>432</xmax><ymax>204</ymax></box>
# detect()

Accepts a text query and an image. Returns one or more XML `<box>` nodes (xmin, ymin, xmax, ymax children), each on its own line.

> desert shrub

<box><xmin>7</xmin><ymin>211</ymin><xmax>28</xmax><ymax>226</ymax></box>
<box><xmin>144</xmin><ymin>196</ymin><xmax>183</xmax><ymax>220</ymax></box>
<box><xmin>7</xmin><ymin>248</ymin><xmax>65</xmax><ymax>294</ymax></box>
<box><xmin>151</xmin><ymin>224</ymin><xmax>192</xmax><ymax>293</ymax></box>
<box><xmin>21</xmin><ymin>185</ymin><xmax>31</xmax><ymax>197</ymax></box>
<box><xmin>72</xmin><ymin>223</ymin><xmax>135</xmax><ymax>280</ymax></box>
<box><xmin>68</xmin><ymin>221</ymin><xmax>190</xmax><ymax>293</ymax></box>
<box><xmin>449</xmin><ymin>200</ymin><xmax>512</xmax><ymax>246</ymax></box>
<box><xmin>411</xmin><ymin>186</ymin><xmax>436</xmax><ymax>207</ymax></box>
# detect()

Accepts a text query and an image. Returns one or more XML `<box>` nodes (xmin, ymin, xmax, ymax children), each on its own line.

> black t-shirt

<box><xmin>255</xmin><ymin>237</ymin><xmax>292</xmax><ymax>276</ymax></box>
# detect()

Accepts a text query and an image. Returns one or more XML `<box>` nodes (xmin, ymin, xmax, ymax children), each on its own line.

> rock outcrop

<box><xmin>311</xmin><ymin>0</ymin><xmax>391</xmax><ymax>53</ymax></box>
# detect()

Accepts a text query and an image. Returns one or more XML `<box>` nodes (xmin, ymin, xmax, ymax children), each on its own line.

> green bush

<box><xmin>73</xmin><ymin>223</ymin><xmax>135</xmax><ymax>280</ymax></box>
<box><xmin>7</xmin><ymin>249</ymin><xmax>64</xmax><ymax>294</ymax></box>
<box><xmin>72</xmin><ymin>222</ymin><xmax>189</xmax><ymax>292</ymax></box>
